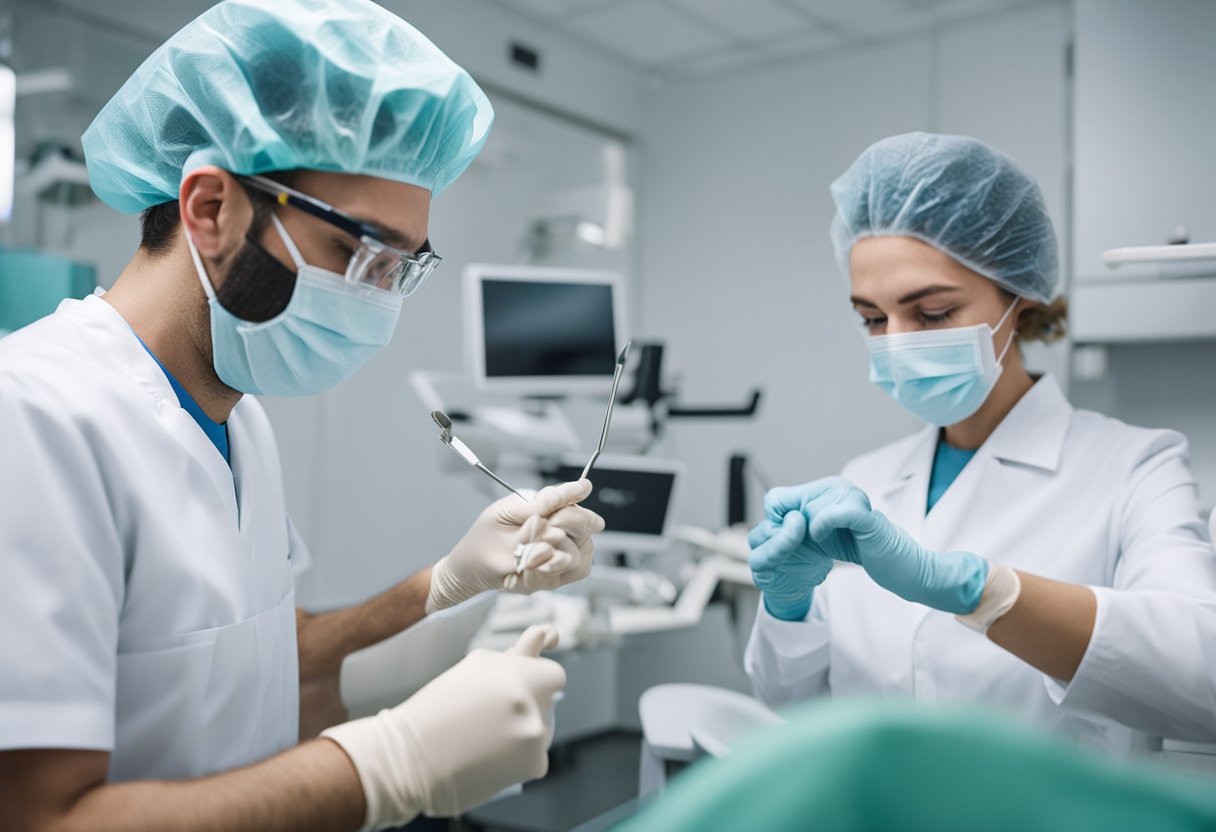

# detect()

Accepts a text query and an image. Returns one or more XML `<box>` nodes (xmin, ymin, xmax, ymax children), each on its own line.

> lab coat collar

<box><xmin>65</xmin><ymin>293</ymin><xmax>241</xmax><ymax>522</ymax></box>
<box><xmin>981</xmin><ymin>374</ymin><xmax>1072</xmax><ymax>473</ymax></box>
<box><xmin>886</xmin><ymin>425</ymin><xmax>939</xmax><ymax>493</ymax></box>
<box><xmin>883</xmin><ymin>373</ymin><xmax>1072</xmax><ymax>493</ymax></box>
<box><xmin>70</xmin><ymin>292</ymin><xmax>179</xmax><ymax>409</ymax></box>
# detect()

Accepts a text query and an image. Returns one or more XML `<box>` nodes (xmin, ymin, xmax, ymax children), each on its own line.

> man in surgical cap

<box><xmin>0</xmin><ymin>1</ymin><xmax>604</xmax><ymax>829</ymax></box>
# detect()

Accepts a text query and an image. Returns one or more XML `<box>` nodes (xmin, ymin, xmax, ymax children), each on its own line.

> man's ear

<box><xmin>179</xmin><ymin>167</ymin><xmax>253</xmax><ymax>262</ymax></box>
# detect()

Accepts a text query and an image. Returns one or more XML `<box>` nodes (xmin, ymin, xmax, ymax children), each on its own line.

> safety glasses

<box><xmin>237</xmin><ymin>174</ymin><xmax>442</xmax><ymax>296</ymax></box>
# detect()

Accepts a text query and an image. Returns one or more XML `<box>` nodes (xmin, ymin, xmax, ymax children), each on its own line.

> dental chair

<box><xmin>637</xmin><ymin>683</ymin><xmax>784</xmax><ymax>796</ymax></box>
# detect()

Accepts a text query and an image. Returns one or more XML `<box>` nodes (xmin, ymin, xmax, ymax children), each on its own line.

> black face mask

<box><xmin>214</xmin><ymin>235</ymin><xmax>298</xmax><ymax>323</ymax></box>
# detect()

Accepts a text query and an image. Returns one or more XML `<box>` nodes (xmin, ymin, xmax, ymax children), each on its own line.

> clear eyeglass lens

<box><xmin>346</xmin><ymin>237</ymin><xmax>441</xmax><ymax>296</ymax></box>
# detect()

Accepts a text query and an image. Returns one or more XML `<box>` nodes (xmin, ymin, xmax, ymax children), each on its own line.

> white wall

<box><xmin>635</xmin><ymin>3</ymin><xmax>1070</xmax><ymax>530</ymax></box>
<box><xmin>383</xmin><ymin>0</ymin><xmax>644</xmax><ymax>136</ymax></box>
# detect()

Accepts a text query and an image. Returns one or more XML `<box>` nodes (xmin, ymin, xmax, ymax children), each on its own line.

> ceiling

<box><xmin>487</xmin><ymin>0</ymin><xmax>1051</xmax><ymax>81</ymax></box>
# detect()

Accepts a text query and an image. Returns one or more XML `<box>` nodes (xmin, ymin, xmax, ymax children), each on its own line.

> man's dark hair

<box><xmin>139</xmin><ymin>200</ymin><xmax>184</xmax><ymax>255</ymax></box>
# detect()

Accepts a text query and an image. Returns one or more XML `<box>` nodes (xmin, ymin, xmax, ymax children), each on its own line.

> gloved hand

<box><xmin>427</xmin><ymin>480</ymin><xmax>605</xmax><ymax>613</ymax></box>
<box><xmin>748</xmin><ymin>511</ymin><xmax>833</xmax><ymax>621</ymax></box>
<box><xmin>762</xmin><ymin>482</ymin><xmax>873</xmax><ymax>565</ymax></box>
<box><xmin>322</xmin><ymin>625</ymin><xmax>565</xmax><ymax>828</ymax></box>
<box><xmin>772</xmin><ymin>477</ymin><xmax>988</xmax><ymax>614</ymax></box>
<box><xmin>746</xmin><ymin>479</ymin><xmax>882</xmax><ymax>620</ymax></box>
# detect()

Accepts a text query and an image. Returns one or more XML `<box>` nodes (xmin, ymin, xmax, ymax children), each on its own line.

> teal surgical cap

<box><xmin>82</xmin><ymin>0</ymin><xmax>493</xmax><ymax>213</ymax></box>
<box><xmin>830</xmin><ymin>132</ymin><xmax>1060</xmax><ymax>303</ymax></box>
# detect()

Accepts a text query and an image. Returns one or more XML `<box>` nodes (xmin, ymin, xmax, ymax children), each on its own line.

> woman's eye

<box><xmin>860</xmin><ymin>315</ymin><xmax>887</xmax><ymax>330</ymax></box>
<box><xmin>919</xmin><ymin>309</ymin><xmax>954</xmax><ymax>324</ymax></box>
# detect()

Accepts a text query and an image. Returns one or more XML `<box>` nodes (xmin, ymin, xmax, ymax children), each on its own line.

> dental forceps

<box><xmin>580</xmin><ymin>341</ymin><xmax>631</xmax><ymax>481</ymax></box>
<box><xmin>433</xmin><ymin>410</ymin><xmax>541</xmax><ymax>573</ymax></box>
<box><xmin>432</xmin><ymin>410</ymin><xmax>530</xmax><ymax>501</ymax></box>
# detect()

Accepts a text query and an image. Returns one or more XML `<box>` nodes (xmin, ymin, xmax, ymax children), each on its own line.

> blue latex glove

<box><xmin>764</xmin><ymin>483</ymin><xmax>868</xmax><ymax>565</ymax></box>
<box><xmin>767</xmin><ymin>477</ymin><xmax>988</xmax><ymax>615</ymax></box>
<box><xmin>748</xmin><ymin>511</ymin><xmax>833</xmax><ymax>621</ymax></box>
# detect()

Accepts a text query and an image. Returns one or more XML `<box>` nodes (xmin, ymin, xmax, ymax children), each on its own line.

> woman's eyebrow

<box><xmin>896</xmin><ymin>285</ymin><xmax>960</xmax><ymax>305</ymax></box>
<box><xmin>851</xmin><ymin>285</ymin><xmax>962</xmax><ymax>307</ymax></box>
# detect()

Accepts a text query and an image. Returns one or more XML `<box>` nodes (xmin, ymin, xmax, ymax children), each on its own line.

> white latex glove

<box><xmin>322</xmin><ymin>625</ymin><xmax>564</xmax><ymax>829</ymax></box>
<box><xmin>427</xmin><ymin>480</ymin><xmax>605</xmax><ymax>613</ymax></box>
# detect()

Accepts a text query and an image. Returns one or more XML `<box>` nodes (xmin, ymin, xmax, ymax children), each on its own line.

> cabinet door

<box><xmin>1073</xmin><ymin>0</ymin><xmax>1216</xmax><ymax>281</ymax></box>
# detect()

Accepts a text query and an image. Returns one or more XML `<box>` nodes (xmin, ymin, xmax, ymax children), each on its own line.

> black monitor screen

<box><xmin>482</xmin><ymin>279</ymin><xmax>617</xmax><ymax>378</ymax></box>
<box><xmin>552</xmin><ymin>464</ymin><xmax>675</xmax><ymax>537</ymax></box>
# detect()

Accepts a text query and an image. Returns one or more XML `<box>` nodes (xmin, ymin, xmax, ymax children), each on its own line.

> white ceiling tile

<box><xmin>895</xmin><ymin>0</ymin><xmax>957</xmax><ymax>9</ymax></box>
<box><xmin>798</xmin><ymin>1</ymin><xmax>930</xmax><ymax>39</ymax></box>
<box><xmin>927</xmin><ymin>0</ymin><xmax>1022</xmax><ymax>24</ymax></box>
<box><xmin>780</xmin><ymin>0</ymin><xmax>906</xmax><ymax>26</ymax></box>
<box><xmin>565</xmin><ymin>2</ymin><xmax>730</xmax><ymax>66</ymax></box>
<box><xmin>784</xmin><ymin>0</ymin><xmax>1042</xmax><ymax>39</ymax></box>
<box><xmin>490</xmin><ymin>0</ymin><xmax>616</xmax><ymax>20</ymax></box>
<box><xmin>843</xmin><ymin>12</ymin><xmax>932</xmax><ymax>38</ymax></box>
<box><xmin>665</xmin><ymin>47</ymin><xmax>767</xmax><ymax>80</ymax></box>
<box><xmin>664</xmin><ymin>0</ymin><xmax>821</xmax><ymax>43</ymax></box>
<box><xmin>762</xmin><ymin>29</ymin><xmax>843</xmax><ymax>59</ymax></box>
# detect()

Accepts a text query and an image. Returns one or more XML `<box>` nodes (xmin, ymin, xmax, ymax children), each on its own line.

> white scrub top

<box><xmin>0</xmin><ymin>294</ymin><xmax>306</xmax><ymax>780</ymax></box>
<box><xmin>746</xmin><ymin>375</ymin><xmax>1216</xmax><ymax>756</ymax></box>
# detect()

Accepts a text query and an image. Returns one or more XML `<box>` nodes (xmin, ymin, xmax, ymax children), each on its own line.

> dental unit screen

<box><xmin>553</xmin><ymin>464</ymin><xmax>674</xmax><ymax>537</ymax></box>
<box><xmin>482</xmin><ymin>279</ymin><xmax>617</xmax><ymax>378</ymax></box>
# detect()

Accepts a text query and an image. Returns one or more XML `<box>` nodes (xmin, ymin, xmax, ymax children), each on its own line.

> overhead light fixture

<box><xmin>575</xmin><ymin>221</ymin><xmax>607</xmax><ymax>246</ymax></box>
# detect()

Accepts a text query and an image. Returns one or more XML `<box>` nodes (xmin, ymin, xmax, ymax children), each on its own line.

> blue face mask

<box><xmin>866</xmin><ymin>297</ymin><xmax>1019</xmax><ymax>427</ymax></box>
<box><xmin>188</xmin><ymin>215</ymin><xmax>404</xmax><ymax>397</ymax></box>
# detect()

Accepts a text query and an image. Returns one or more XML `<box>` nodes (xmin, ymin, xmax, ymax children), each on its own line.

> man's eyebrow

<box><xmin>349</xmin><ymin>215</ymin><xmax>424</xmax><ymax>252</ymax></box>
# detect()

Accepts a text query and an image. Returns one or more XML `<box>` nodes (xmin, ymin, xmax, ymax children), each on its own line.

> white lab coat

<box><xmin>0</xmin><ymin>293</ymin><xmax>304</xmax><ymax>780</ymax></box>
<box><xmin>745</xmin><ymin>375</ymin><xmax>1216</xmax><ymax>756</ymax></box>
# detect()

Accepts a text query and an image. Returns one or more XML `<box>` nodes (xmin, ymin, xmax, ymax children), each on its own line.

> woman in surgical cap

<box><xmin>746</xmin><ymin>133</ymin><xmax>1216</xmax><ymax>759</ymax></box>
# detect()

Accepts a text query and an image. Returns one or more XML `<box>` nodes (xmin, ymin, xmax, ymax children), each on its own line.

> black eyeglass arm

<box><xmin>237</xmin><ymin>174</ymin><xmax>383</xmax><ymax>243</ymax></box>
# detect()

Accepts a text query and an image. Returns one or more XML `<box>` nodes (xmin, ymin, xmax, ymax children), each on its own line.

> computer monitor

<box><xmin>465</xmin><ymin>264</ymin><xmax>627</xmax><ymax>394</ymax></box>
<box><xmin>550</xmin><ymin>454</ymin><xmax>683</xmax><ymax>554</ymax></box>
